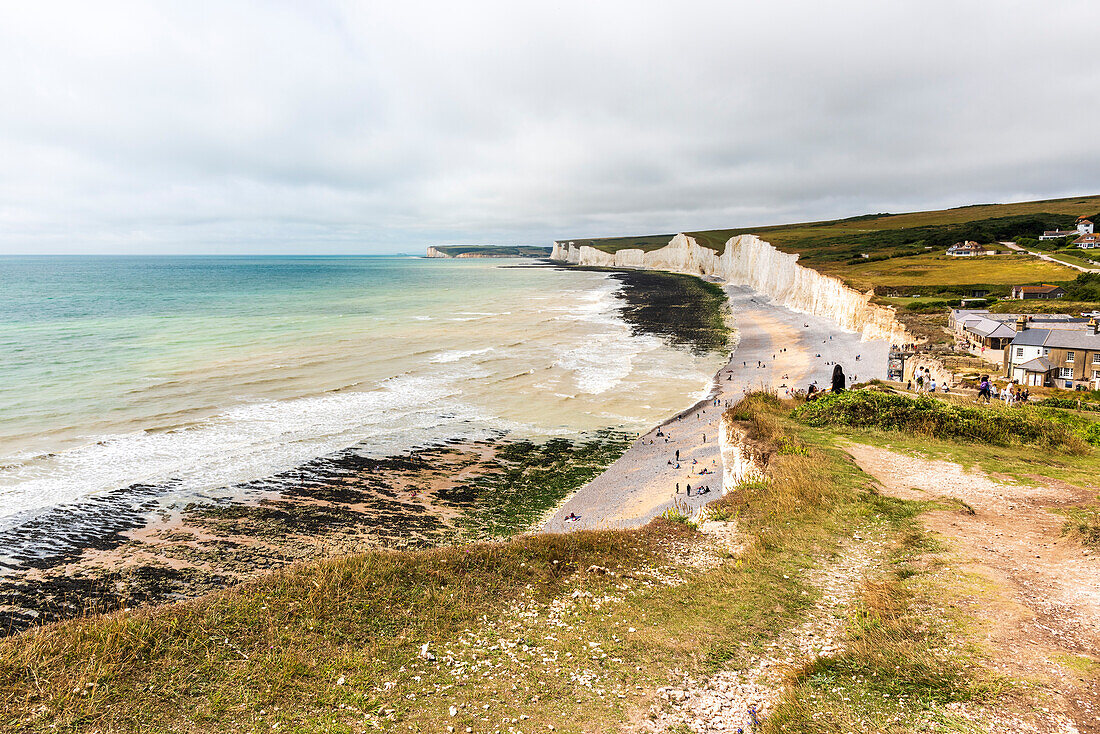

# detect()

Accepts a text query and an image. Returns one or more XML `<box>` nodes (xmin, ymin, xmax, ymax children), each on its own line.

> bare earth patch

<box><xmin>847</xmin><ymin>442</ymin><xmax>1100</xmax><ymax>733</ymax></box>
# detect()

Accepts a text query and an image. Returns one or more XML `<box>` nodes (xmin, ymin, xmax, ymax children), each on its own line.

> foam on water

<box><xmin>0</xmin><ymin>256</ymin><xmax>727</xmax><ymax>535</ymax></box>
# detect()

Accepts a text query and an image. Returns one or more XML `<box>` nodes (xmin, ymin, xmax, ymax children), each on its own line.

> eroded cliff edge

<box><xmin>551</xmin><ymin>233</ymin><xmax>908</xmax><ymax>344</ymax></box>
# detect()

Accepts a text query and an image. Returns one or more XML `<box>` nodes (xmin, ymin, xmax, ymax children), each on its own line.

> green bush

<box><xmin>793</xmin><ymin>390</ymin><xmax>1086</xmax><ymax>452</ymax></box>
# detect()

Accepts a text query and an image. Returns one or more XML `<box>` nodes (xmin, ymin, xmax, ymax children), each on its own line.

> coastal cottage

<box><xmin>1040</xmin><ymin>216</ymin><xmax>1095</xmax><ymax>240</ymax></box>
<box><xmin>1075</xmin><ymin>233</ymin><xmax>1100</xmax><ymax>249</ymax></box>
<box><xmin>945</xmin><ymin>241</ymin><xmax>983</xmax><ymax>257</ymax></box>
<box><xmin>953</xmin><ymin>313</ymin><xmax>1017</xmax><ymax>351</ymax></box>
<box><xmin>1005</xmin><ymin>316</ymin><xmax>1100</xmax><ymax>389</ymax></box>
<box><xmin>1010</xmin><ymin>284</ymin><xmax>1065</xmax><ymax>300</ymax></box>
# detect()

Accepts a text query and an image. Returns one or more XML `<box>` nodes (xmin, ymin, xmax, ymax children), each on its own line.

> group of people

<box><xmin>910</xmin><ymin>367</ymin><xmax>948</xmax><ymax>394</ymax></box>
<box><xmin>976</xmin><ymin>375</ymin><xmax>1029</xmax><ymax>405</ymax></box>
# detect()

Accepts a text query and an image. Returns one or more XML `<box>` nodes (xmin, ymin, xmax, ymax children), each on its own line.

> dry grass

<box><xmin>834</xmin><ymin>253</ymin><xmax>1076</xmax><ymax>290</ymax></box>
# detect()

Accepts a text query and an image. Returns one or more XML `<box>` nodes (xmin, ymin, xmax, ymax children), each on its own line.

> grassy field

<box><xmin>836</xmin><ymin>252</ymin><xmax>1077</xmax><ymax>291</ymax></box>
<box><xmin>3</xmin><ymin>393</ymin><xmax>1088</xmax><ymax>732</ymax></box>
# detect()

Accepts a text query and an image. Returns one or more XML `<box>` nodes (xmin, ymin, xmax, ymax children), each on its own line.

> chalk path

<box><xmin>542</xmin><ymin>285</ymin><xmax>889</xmax><ymax>532</ymax></box>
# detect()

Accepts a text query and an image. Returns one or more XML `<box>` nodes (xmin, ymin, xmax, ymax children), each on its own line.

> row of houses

<box><xmin>1039</xmin><ymin>216</ymin><xmax>1094</xmax><ymax>240</ymax></box>
<box><xmin>950</xmin><ymin>309</ymin><xmax>1100</xmax><ymax>389</ymax></box>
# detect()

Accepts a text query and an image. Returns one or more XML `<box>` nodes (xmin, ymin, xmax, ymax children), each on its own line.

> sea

<box><xmin>0</xmin><ymin>256</ymin><xmax>725</xmax><ymax>535</ymax></box>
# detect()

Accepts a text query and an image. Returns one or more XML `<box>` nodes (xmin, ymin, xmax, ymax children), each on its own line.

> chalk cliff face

<box><xmin>719</xmin><ymin>416</ymin><xmax>767</xmax><ymax>495</ymax></box>
<box><xmin>425</xmin><ymin>247</ymin><xmax>447</xmax><ymax>258</ymax></box>
<box><xmin>550</xmin><ymin>234</ymin><xmax>908</xmax><ymax>344</ymax></box>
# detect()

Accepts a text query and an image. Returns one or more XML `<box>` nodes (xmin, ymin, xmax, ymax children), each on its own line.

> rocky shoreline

<box><xmin>0</xmin><ymin>263</ymin><xmax>733</xmax><ymax>637</ymax></box>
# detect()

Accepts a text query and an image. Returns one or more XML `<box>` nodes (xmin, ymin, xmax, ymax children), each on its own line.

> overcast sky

<box><xmin>1</xmin><ymin>1</ymin><xmax>1098</xmax><ymax>254</ymax></box>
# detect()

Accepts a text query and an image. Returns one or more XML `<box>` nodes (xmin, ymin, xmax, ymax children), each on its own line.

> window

<box><xmin>1060</xmin><ymin>367</ymin><xmax>1074</xmax><ymax>379</ymax></box>
<box><xmin>1093</xmin><ymin>370</ymin><xmax>1100</xmax><ymax>380</ymax></box>
<box><xmin>1067</xmin><ymin>351</ymin><xmax>1075</xmax><ymax>363</ymax></box>
<box><xmin>1092</xmin><ymin>353</ymin><xmax>1100</xmax><ymax>364</ymax></box>
<box><xmin>1015</xmin><ymin>347</ymin><xmax>1024</xmax><ymax>358</ymax></box>
<box><xmin>1044</xmin><ymin>348</ymin><xmax>1050</xmax><ymax>356</ymax></box>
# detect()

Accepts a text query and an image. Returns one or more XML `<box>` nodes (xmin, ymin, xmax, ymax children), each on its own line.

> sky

<box><xmin>1</xmin><ymin>1</ymin><xmax>1098</xmax><ymax>255</ymax></box>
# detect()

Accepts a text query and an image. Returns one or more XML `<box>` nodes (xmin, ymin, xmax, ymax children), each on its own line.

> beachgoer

<box><xmin>831</xmin><ymin>364</ymin><xmax>845</xmax><ymax>393</ymax></box>
<box><xmin>675</xmin><ymin>449</ymin><xmax>680</xmax><ymax>461</ymax></box>
<box><xmin>686</xmin><ymin>484</ymin><xmax>691</xmax><ymax>496</ymax></box>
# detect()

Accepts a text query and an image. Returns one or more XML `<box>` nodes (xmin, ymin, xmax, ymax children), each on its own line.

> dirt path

<box><xmin>847</xmin><ymin>443</ymin><xmax>1100</xmax><ymax>733</ymax></box>
<box><xmin>641</xmin><ymin>530</ymin><xmax>887</xmax><ymax>733</ymax></box>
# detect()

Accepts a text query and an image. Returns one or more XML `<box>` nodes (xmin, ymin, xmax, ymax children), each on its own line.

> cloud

<box><xmin>0</xmin><ymin>0</ymin><xmax>1097</xmax><ymax>253</ymax></box>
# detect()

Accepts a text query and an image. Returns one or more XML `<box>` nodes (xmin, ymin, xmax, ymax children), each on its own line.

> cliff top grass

<box><xmin>559</xmin><ymin>193</ymin><xmax>1099</xmax><ymax>291</ymax></box>
<box><xmin>2</xmin><ymin>394</ymin><xmax>1028</xmax><ymax>732</ymax></box>
<box><xmin>793</xmin><ymin>389</ymin><xmax>1091</xmax><ymax>453</ymax></box>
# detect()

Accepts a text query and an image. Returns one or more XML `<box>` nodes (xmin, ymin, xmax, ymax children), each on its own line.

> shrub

<box><xmin>793</xmin><ymin>391</ymin><xmax>1086</xmax><ymax>452</ymax></box>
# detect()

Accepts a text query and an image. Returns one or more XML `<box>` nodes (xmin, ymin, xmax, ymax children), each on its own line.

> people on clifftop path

<box><xmin>832</xmin><ymin>364</ymin><xmax>846</xmax><ymax>393</ymax></box>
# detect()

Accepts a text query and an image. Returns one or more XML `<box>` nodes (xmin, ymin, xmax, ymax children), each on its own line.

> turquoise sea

<box><xmin>0</xmin><ymin>256</ymin><xmax>723</xmax><ymax>532</ymax></box>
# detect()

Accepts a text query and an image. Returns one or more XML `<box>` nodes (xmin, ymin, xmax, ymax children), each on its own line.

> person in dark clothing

<box><xmin>831</xmin><ymin>364</ymin><xmax>846</xmax><ymax>393</ymax></box>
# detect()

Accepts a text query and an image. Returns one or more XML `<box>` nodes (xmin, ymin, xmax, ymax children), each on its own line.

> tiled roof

<box><xmin>1011</xmin><ymin>327</ymin><xmax>1100</xmax><ymax>350</ymax></box>
<box><xmin>1014</xmin><ymin>284</ymin><xmax>1064</xmax><ymax>294</ymax></box>
<box><xmin>1016</xmin><ymin>356</ymin><xmax>1053</xmax><ymax>372</ymax></box>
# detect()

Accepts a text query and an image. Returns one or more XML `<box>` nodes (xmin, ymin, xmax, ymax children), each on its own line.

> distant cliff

<box><xmin>426</xmin><ymin>245</ymin><xmax>552</xmax><ymax>258</ymax></box>
<box><xmin>551</xmin><ymin>234</ymin><xmax>909</xmax><ymax>344</ymax></box>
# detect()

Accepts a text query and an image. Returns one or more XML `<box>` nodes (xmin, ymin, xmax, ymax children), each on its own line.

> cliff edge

<box><xmin>551</xmin><ymin>233</ymin><xmax>908</xmax><ymax>344</ymax></box>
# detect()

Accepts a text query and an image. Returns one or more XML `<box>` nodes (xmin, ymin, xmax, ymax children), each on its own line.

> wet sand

<box><xmin>542</xmin><ymin>285</ymin><xmax>890</xmax><ymax>532</ymax></box>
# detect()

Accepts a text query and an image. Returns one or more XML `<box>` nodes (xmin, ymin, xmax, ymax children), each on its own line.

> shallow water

<box><xmin>0</xmin><ymin>256</ymin><xmax>725</xmax><ymax>529</ymax></box>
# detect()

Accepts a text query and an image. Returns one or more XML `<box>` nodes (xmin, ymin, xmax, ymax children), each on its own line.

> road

<box><xmin>1002</xmin><ymin>241</ymin><xmax>1100</xmax><ymax>274</ymax></box>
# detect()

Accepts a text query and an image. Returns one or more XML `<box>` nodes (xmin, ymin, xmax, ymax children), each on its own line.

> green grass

<box><xmin>0</xmin><ymin>395</ymin><xmax>889</xmax><ymax>732</ymax></box>
<box><xmin>1046</xmin><ymin>249</ymin><xmax>1100</xmax><ymax>270</ymax></box>
<box><xmin>1058</xmin><ymin>505</ymin><xmax>1100</xmax><ymax>548</ymax></box>
<box><xmin>793</xmin><ymin>390</ymin><xmax>1088</xmax><ymax>453</ymax></box>
<box><xmin>837</xmin><ymin>253</ymin><xmax>1076</xmax><ymax>291</ymax></box>
<box><xmin>0</xmin><ymin>393</ymin><xmax>1080</xmax><ymax>732</ymax></box>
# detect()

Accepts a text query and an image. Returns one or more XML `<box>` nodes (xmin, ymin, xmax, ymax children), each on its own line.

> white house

<box><xmin>1076</xmin><ymin>233</ymin><xmax>1100</xmax><ymax>250</ymax></box>
<box><xmin>946</xmin><ymin>241</ymin><xmax>983</xmax><ymax>257</ymax></box>
<box><xmin>1078</xmin><ymin>217</ymin><xmax>1094</xmax><ymax>235</ymax></box>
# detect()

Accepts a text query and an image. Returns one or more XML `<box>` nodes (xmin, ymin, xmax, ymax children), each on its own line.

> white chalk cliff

<box><xmin>551</xmin><ymin>234</ymin><xmax>908</xmax><ymax>344</ymax></box>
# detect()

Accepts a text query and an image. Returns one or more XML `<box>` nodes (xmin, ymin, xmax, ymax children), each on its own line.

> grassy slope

<box><xmin>562</xmin><ymin>194</ymin><xmax>1100</xmax><ymax>290</ymax></box>
<box><xmin>4</xmin><ymin>394</ymin><xmax>1082</xmax><ymax>732</ymax></box>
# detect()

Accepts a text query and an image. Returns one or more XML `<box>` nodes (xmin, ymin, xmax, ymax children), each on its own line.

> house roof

<box><xmin>1011</xmin><ymin>327</ymin><xmax>1100</xmax><ymax>350</ymax></box>
<box><xmin>1013</xmin><ymin>284</ymin><xmax>1065</xmax><ymax>294</ymax></box>
<box><xmin>1016</xmin><ymin>356</ymin><xmax>1053</xmax><ymax>372</ymax></box>
<box><xmin>1075</xmin><ymin>234</ymin><xmax>1100</xmax><ymax>244</ymax></box>
<box><xmin>963</xmin><ymin>317</ymin><xmax>1016</xmax><ymax>339</ymax></box>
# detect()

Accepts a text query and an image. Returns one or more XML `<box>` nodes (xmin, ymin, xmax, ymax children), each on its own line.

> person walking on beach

<box><xmin>675</xmin><ymin>449</ymin><xmax>680</xmax><ymax>461</ymax></box>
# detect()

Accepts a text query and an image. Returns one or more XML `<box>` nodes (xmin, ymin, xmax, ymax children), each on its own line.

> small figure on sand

<box><xmin>564</xmin><ymin>512</ymin><xmax>580</xmax><ymax>523</ymax></box>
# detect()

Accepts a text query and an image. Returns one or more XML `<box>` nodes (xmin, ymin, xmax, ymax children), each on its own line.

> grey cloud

<box><xmin>0</xmin><ymin>0</ymin><xmax>1098</xmax><ymax>254</ymax></box>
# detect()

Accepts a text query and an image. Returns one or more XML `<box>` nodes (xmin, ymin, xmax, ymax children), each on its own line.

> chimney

<box><xmin>1016</xmin><ymin>314</ymin><xmax>1027</xmax><ymax>332</ymax></box>
<box><xmin>1090</xmin><ymin>316</ymin><xmax>1099</xmax><ymax>335</ymax></box>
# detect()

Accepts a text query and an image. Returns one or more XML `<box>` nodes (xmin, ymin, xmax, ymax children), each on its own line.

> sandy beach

<box><xmin>542</xmin><ymin>284</ymin><xmax>890</xmax><ymax>532</ymax></box>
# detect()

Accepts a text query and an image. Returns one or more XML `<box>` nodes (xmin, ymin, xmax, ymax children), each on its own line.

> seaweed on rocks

<box><xmin>557</xmin><ymin>265</ymin><xmax>731</xmax><ymax>356</ymax></box>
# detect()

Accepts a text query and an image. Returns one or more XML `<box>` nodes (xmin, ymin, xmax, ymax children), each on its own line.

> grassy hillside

<box><xmin>559</xmin><ymin>194</ymin><xmax>1099</xmax><ymax>291</ymax></box>
<box><xmin>5</xmin><ymin>392</ymin><xmax>1096</xmax><ymax>731</ymax></box>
